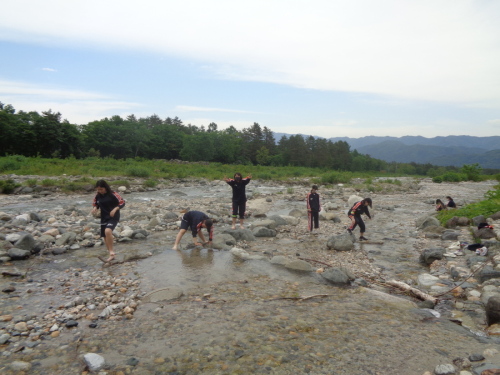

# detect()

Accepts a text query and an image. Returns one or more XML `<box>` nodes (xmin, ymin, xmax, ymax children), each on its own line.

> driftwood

<box><xmin>266</xmin><ymin>294</ymin><xmax>331</xmax><ymax>302</ymax></box>
<box><xmin>386</xmin><ymin>280</ymin><xmax>437</xmax><ymax>304</ymax></box>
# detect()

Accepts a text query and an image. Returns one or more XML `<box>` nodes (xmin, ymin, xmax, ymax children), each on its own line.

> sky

<box><xmin>1</xmin><ymin>0</ymin><xmax>500</xmax><ymax>139</ymax></box>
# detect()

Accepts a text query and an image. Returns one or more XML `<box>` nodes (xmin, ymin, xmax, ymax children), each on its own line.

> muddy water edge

<box><xmin>0</xmin><ymin>178</ymin><xmax>499</xmax><ymax>375</ymax></box>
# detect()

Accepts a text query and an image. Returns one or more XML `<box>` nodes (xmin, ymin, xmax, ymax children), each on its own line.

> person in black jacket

<box><xmin>347</xmin><ymin>197</ymin><xmax>372</xmax><ymax>241</ymax></box>
<box><xmin>173</xmin><ymin>211</ymin><xmax>214</xmax><ymax>251</ymax></box>
<box><xmin>306</xmin><ymin>185</ymin><xmax>321</xmax><ymax>232</ymax></box>
<box><xmin>446</xmin><ymin>196</ymin><xmax>456</xmax><ymax>208</ymax></box>
<box><xmin>92</xmin><ymin>180</ymin><xmax>126</xmax><ymax>262</ymax></box>
<box><xmin>224</xmin><ymin>173</ymin><xmax>252</xmax><ymax>229</ymax></box>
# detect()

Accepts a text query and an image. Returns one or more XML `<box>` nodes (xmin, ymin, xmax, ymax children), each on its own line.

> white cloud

<box><xmin>1</xmin><ymin>0</ymin><xmax>499</xmax><ymax>106</ymax></box>
<box><xmin>176</xmin><ymin>105</ymin><xmax>258</xmax><ymax>114</ymax></box>
<box><xmin>0</xmin><ymin>79</ymin><xmax>141</xmax><ymax>123</ymax></box>
<box><xmin>41</xmin><ymin>67</ymin><xmax>57</xmax><ymax>72</ymax></box>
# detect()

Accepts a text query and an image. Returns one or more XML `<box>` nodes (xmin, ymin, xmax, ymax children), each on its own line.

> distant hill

<box><xmin>272</xmin><ymin>134</ymin><xmax>500</xmax><ymax>168</ymax></box>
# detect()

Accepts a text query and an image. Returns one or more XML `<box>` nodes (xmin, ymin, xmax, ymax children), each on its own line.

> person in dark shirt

<box><xmin>347</xmin><ymin>197</ymin><xmax>372</xmax><ymax>241</ymax></box>
<box><xmin>173</xmin><ymin>210</ymin><xmax>214</xmax><ymax>251</ymax></box>
<box><xmin>306</xmin><ymin>185</ymin><xmax>321</xmax><ymax>232</ymax></box>
<box><xmin>92</xmin><ymin>180</ymin><xmax>126</xmax><ymax>262</ymax></box>
<box><xmin>435</xmin><ymin>199</ymin><xmax>446</xmax><ymax>211</ymax></box>
<box><xmin>224</xmin><ymin>173</ymin><xmax>252</xmax><ymax>229</ymax></box>
<box><xmin>446</xmin><ymin>196</ymin><xmax>456</xmax><ymax>208</ymax></box>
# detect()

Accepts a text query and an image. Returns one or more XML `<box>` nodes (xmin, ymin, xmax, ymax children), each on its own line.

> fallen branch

<box><xmin>266</xmin><ymin>294</ymin><xmax>331</xmax><ymax>302</ymax></box>
<box><xmin>297</xmin><ymin>257</ymin><xmax>332</xmax><ymax>267</ymax></box>
<box><xmin>385</xmin><ymin>280</ymin><xmax>437</xmax><ymax>304</ymax></box>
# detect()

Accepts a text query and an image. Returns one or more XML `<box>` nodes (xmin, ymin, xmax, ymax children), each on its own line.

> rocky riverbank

<box><xmin>0</xmin><ymin>176</ymin><xmax>500</xmax><ymax>375</ymax></box>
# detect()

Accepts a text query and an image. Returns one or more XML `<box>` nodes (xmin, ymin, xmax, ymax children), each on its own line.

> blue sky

<box><xmin>1</xmin><ymin>0</ymin><xmax>500</xmax><ymax>138</ymax></box>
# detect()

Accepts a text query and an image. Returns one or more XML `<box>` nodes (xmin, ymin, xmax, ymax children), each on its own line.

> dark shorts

<box><xmin>100</xmin><ymin>218</ymin><xmax>119</xmax><ymax>237</ymax></box>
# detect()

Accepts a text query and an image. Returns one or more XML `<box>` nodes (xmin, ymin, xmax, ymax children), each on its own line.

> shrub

<box><xmin>144</xmin><ymin>179</ymin><xmax>158</xmax><ymax>188</ymax></box>
<box><xmin>432</xmin><ymin>176</ymin><xmax>443</xmax><ymax>183</ymax></box>
<box><xmin>442</xmin><ymin>172</ymin><xmax>463</xmax><ymax>182</ymax></box>
<box><xmin>126</xmin><ymin>167</ymin><xmax>151</xmax><ymax>178</ymax></box>
<box><xmin>0</xmin><ymin>179</ymin><xmax>20</xmax><ymax>194</ymax></box>
<box><xmin>287</xmin><ymin>187</ymin><xmax>294</xmax><ymax>194</ymax></box>
<box><xmin>26</xmin><ymin>178</ymin><xmax>38</xmax><ymax>187</ymax></box>
<box><xmin>321</xmin><ymin>171</ymin><xmax>352</xmax><ymax>184</ymax></box>
<box><xmin>41</xmin><ymin>178</ymin><xmax>57</xmax><ymax>186</ymax></box>
<box><xmin>0</xmin><ymin>158</ymin><xmax>21</xmax><ymax>172</ymax></box>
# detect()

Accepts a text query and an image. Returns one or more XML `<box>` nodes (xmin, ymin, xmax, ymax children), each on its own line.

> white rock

<box><xmin>10</xmin><ymin>361</ymin><xmax>32</xmax><ymax>371</ymax></box>
<box><xmin>5</xmin><ymin>233</ymin><xmax>21</xmax><ymax>243</ymax></box>
<box><xmin>83</xmin><ymin>353</ymin><xmax>105</xmax><ymax>372</ymax></box>
<box><xmin>417</xmin><ymin>273</ymin><xmax>440</xmax><ymax>288</ymax></box>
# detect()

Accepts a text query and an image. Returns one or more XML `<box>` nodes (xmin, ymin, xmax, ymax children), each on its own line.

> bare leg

<box><xmin>173</xmin><ymin>229</ymin><xmax>187</xmax><ymax>250</ymax></box>
<box><xmin>104</xmin><ymin>228</ymin><xmax>115</xmax><ymax>261</ymax></box>
<box><xmin>239</xmin><ymin>218</ymin><xmax>244</xmax><ymax>229</ymax></box>
<box><xmin>231</xmin><ymin>217</ymin><xmax>236</xmax><ymax>230</ymax></box>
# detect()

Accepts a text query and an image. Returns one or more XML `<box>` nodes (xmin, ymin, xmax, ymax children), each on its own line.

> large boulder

<box><xmin>486</xmin><ymin>296</ymin><xmax>500</xmax><ymax>325</ymax></box>
<box><xmin>284</xmin><ymin>260</ymin><xmax>313</xmax><ymax>272</ymax></box>
<box><xmin>8</xmin><ymin>248</ymin><xmax>31</xmax><ymax>260</ymax></box>
<box><xmin>473</xmin><ymin>228</ymin><xmax>496</xmax><ymax>240</ymax></box>
<box><xmin>222</xmin><ymin>229</ymin><xmax>256</xmax><ymax>241</ymax></box>
<box><xmin>441</xmin><ymin>230</ymin><xmax>460</xmax><ymax>241</ymax></box>
<box><xmin>288</xmin><ymin>208</ymin><xmax>303</xmax><ymax>218</ymax></box>
<box><xmin>416</xmin><ymin>216</ymin><xmax>440</xmax><ymax>230</ymax></box>
<box><xmin>348</xmin><ymin>195</ymin><xmax>363</xmax><ymax>208</ymax></box>
<box><xmin>251</xmin><ymin>219</ymin><xmax>277</xmax><ymax>230</ymax></box>
<box><xmin>212</xmin><ymin>233</ymin><xmax>236</xmax><ymax>250</ymax></box>
<box><xmin>326</xmin><ymin>234</ymin><xmax>354</xmax><ymax>251</ymax></box>
<box><xmin>267</xmin><ymin>215</ymin><xmax>288</xmax><ymax>227</ymax></box>
<box><xmin>419</xmin><ymin>248</ymin><xmax>445</xmax><ymax>265</ymax></box>
<box><xmin>321</xmin><ymin>268</ymin><xmax>352</xmax><ymax>285</ymax></box>
<box><xmin>252</xmin><ymin>227</ymin><xmax>277</xmax><ymax>237</ymax></box>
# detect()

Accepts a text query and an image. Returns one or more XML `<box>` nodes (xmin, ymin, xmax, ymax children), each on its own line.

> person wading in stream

<box><xmin>92</xmin><ymin>180</ymin><xmax>126</xmax><ymax>262</ymax></box>
<box><xmin>347</xmin><ymin>197</ymin><xmax>372</xmax><ymax>241</ymax></box>
<box><xmin>173</xmin><ymin>210</ymin><xmax>214</xmax><ymax>251</ymax></box>
<box><xmin>223</xmin><ymin>172</ymin><xmax>252</xmax><ymax>229</ymax></box>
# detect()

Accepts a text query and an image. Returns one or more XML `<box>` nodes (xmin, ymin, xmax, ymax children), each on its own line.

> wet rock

<box><xmin>212</xmin><ymin>233</ymin><xmax>236</xmax><ymax>249</ymax></box>
<box><xmin>66</xmin><ymin>320</ymin><xmax>78</xmax><ymax>328</ymax></box>
<box><xmin>83</xmin><ymin>353</ymin><xmax>105</xmax><ymax>372</ymax></box>
<box><xmin>142</xmin><ymin>287</ymin><xmax>184</xmax><ymax>303</ymax></box>
<box><xmin>321</xmin><ymin>268</ymin><xmax>351</xmax><ymax>285</ymax></box>
<box><xmin>419</xmin><ymin>248</ymin><xmax>445</xmax><ymax>265</ymax></box>
<box><xmin>284</xmin><ymin>259</ymin><xmax>313</xmax><ymax>272</ymax></box>
<box><xmin>13</xmin><ymin>233</ymin><xmax>36</xmax><ymax>250</ymax></box>
<box><xmin>132</xmin><ymin>229</ymin><xmax>149</xmax><ymax>239</ymax></box>
<box><xmin>8</xmin><ymin>247</ymin><xmax>30</xmax><ymax>260</ymax></box>
<box><xmin>230</xmin><ymin>247</ymin><xmax>266</xmax><ymax>260</ymax></box>
<box><xmin>223</xmin><ymin>229</ymin><xmax>256</xmax><ymax>241</ymax></box>
<box><xmin>326</xmin><ymin>234</ymin><xmax>354</xmax><ymax>251</ymax></box>
<box><xmin>126</xmin><ymin>357</ymin><xmax>139</xmax><ymax>366</ymax></box>
<box><xmin>170</xmin><ymin>190</ymin><xmax>187</xmax><ymax>196</ymax></box>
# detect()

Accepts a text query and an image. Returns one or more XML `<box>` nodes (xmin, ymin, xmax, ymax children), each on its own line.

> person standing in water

<box><xmin>92</xmin><ymin>180</ymin><xmax>125</xmax><ymax>262</ymax></box>
<box><xmin>223</xmin><ymin>173</ymin><xmax>252</xmax><ymax>229</ymax></box>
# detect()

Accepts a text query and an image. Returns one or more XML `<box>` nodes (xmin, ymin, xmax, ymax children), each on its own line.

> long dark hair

<box><xmin>95</xmin><ymin>180</ymin><xmax>112</xmax><ymax>195</ymax></box>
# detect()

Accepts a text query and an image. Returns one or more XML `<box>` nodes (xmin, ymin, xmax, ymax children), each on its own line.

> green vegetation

<box><xmin>0</xmin><ymin>179</ymin><xmax>20</xmax><ymax>194</ymax></box>
<box><xmin>436</xmin><ymin>184</ymin><xmax>500</xmax><ymax>225</ymax></box>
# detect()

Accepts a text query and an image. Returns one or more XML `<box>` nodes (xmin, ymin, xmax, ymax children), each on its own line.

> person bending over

<box><xmin>173</xmin><ymin>210</ymin><xmax>213</xmax><ymax>251</ymax></box>
<box><xmin>347</xmin><ymin>198</ymin><xmax>372</xmax><ymax>241</ymax></box>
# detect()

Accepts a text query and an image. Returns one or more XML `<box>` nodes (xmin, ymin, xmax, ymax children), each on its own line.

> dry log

<box><xmin>386</xmin><ymin>280</ymin><xmax>437</xmax><ymax>304</ymax></box>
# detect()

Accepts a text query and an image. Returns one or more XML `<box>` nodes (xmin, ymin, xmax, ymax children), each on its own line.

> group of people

<box><xmin>91</xmin><ymin>175</ymin><xmax>375</xmax><ymax>260</ymax></box>
<box><xmin>435</xmin><ymin>196</ymin><xmax>456</xmax><ymax>211</ymax></box>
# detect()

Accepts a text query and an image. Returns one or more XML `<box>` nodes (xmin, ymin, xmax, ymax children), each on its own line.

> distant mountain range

<box><xmin>273</xmin><ymin>134</ymin><xmax>500</xmax><ymax>169</ymax></box>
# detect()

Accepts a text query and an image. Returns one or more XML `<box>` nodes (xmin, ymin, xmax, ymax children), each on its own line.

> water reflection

<box><xmin>178</xmin><ymin>248</ymin><xmax>214</xmax><ymax>269</ymax></box>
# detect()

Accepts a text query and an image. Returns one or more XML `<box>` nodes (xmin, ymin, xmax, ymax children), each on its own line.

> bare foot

<box><xmin>239</xmin><ymin>225</ymin><xmax>244</xmax><ymax>229</ymax></box>
<box><xmin>231</xmin><ymin>226</ymin><xmax>236</xmax><ymax>230</ymax></box>
<box><xmin>173</xmin><ymin>245</ymin><xmax>178</xmax><ymax>251</ymax></box>
<box><xmin>106</xmin><ymin>252</ymin><xmax>115</xmax><ymax>262</ymax></box>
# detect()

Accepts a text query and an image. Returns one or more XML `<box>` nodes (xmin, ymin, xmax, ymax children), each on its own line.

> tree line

<box><xmin>0</xmin><ymin>102</ymin><xmax>454</xmax><ymax>175</ymax></box>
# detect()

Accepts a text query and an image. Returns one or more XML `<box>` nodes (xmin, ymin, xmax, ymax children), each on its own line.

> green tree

<box><xmin>461</xmin><ymin>163</ymin><xmax>482</xmax><ymax>181</ymax></box>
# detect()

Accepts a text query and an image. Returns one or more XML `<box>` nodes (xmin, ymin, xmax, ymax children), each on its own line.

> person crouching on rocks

<box><xmin>435</xmin><ymin>199</ymin><xmax>446</xmax><ymax>211</ymax></box>
<box><xmin>173</xmin><ymin>211</ymin><xmax>213</xmax><ymax>251</ymax></box>
<box><xmin>92</xmin><ymin>180</ymin><xmax>126</xmax><ymax>262</ymax></box>
<box><xmin>347</xmin><ymin>198</ymin><xmax>372</xmax><ymax>241</ymax></box>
